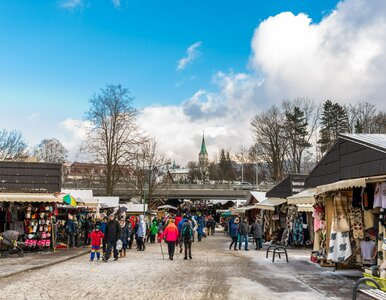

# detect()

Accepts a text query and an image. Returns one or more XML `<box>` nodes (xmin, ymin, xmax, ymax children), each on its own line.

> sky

<box><xmin>1</xmin><ymin>0</ymin><xmax>386</xmax><ymax>164</ymax></box>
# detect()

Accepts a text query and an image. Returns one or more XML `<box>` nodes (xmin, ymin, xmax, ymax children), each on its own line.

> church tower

<box><xmin>199</xmin><ymin>132</ymin><xmax>209</xmax><ymax>182</ymax></box>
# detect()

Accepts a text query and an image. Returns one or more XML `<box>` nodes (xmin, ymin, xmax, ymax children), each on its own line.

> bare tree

<box><xmin>83</xmin><ymin>84</ymin><xmax>144</xmax><ymax>196</ymax></box>
<box><xmin>34</xmin><ymin>138</ymin><xmax>68</xmax><ymax>163</ymax></box>
<box><xmin>0</xmin><ymin>129</ymin><xmax>27</xmax><ymax>160</ymax></box>
<box><xmin>250</xmin><ymin>106</ymin><xmax>287</xmax><ymax>182</ymax></box>
<box><xmin>132</xmin><ymin>139</ymin><xmax>169</xmax><ymax>207</ymax></box>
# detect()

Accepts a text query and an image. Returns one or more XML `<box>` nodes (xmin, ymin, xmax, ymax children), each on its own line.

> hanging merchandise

<box><xmin>350</xmin><ymin>208</ymin><xmax>364</xmax><ymax>239</ymax></box>
<box><xmin>332</xmin><ymin>193</ymin><xmax>350</xmax><ymax>232</ymax></box>
<box><xmin>374</xmin><ymin>182</ymin><xmax>386</xmax><ymax>209</ymax></box>
<box><xmin>327</xmin><ymin>231</ymin><xmax>352</xmax><ymax>262</ymax></box>
<box><xmin>293</xmin><ymin>216</ymin><xmax>304</xmax><ymax>246</ymax></box>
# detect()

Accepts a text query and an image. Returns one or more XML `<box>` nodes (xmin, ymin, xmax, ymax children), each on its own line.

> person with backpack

<box><xmin>180</xmin><ymin>217</ymin><xmax>194</xmax><ymax>260</ymax></box>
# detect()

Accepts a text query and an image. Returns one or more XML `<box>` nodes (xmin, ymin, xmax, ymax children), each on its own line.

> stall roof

<box><xmin>253</xmin><ymin>198</ymin><xmax>287</xmax><ymax>211</ymax></box>
<box><xmin>235</xmin><ymin>205</ymin><xmax>259</xmax><ymax>212</ymax></box>
<box><xmin>61</xmin><ymin>189</ymin><xmax>97</xmax><ymax>206</ymax></box>
<box><xmin>297</xmin><ymin>204</ymin><xmax>313</xmax><ymax>212</ymax></box>
<box><xmin>0</xmin><ymin>193</ymin><xmax>63</xmax><ymax>203</ymax></box>
<box><xmin>120</xmin><ymin>202</ymin><xmax>148</xmax><ymax>213</ymax></box>
<box><xmin>287</xmin><ymin>188</ymin><xmax>316</xmax><ymax>205</ymax></box>
<box><xmin>266</xmin><ymin>174</ymin><xmax>308</xmax><ymax>199</ymax></box>
<box><xmin>247</xmin><ymin>191</ymin><xmax>267</xmax><ymax>205</ymax></box>
<box><xmin>305</xmin><ymin>134</ymin><xmax>386</xmax><ymax>188</ymax></box>
<box><xmin>96</xmin><ymin>197</ymin><xmax>120</xmax><ymax>208</ymax></box>
<box><xmin>157</xmin><ymin>204</ymin><xmax>178</xmax><ymax>210</ymax></box>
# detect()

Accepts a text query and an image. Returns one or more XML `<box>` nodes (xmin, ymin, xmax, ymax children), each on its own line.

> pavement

<box><xmin>0</xmin><ymin>233</ymin><xmax>367</xmax><ymax>300</ymax></box>
<box><xmin>0</xmin><ymin>247</ymin><xmax>89</xmax><ymax>279</ymax></box>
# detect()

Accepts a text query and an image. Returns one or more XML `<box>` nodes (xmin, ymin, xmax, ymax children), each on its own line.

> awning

<box><xmin>287</xmin><ymin>188</ymin><xmax>316</xmax><ymax>205</ymax></box>
<box><xmin>235</xmin><ymin>205</ymin><xmax>259</xmax><ymax>212</ymax></box>
<box><xmin>253</xmin><ymin>198</ymin><xmax>287</xmax><ymax>211</ymax></box>
<box><xmin>316</xmin><ymin>177</ymin><xmax>366</xmax><ymax>194</ymax></box>
<box><xmin>157</xmin><ymin>204</ymin><xmax>178</xmax><ymax>210</ymax></box>
<box><xmin>296</xmin><ymin>204</ymin><xmax>314</xmax><ymax>212</ymax></box>
<box><xmin>0</xmin><ymin>193</ymin><xmax>63</xmax><ymax>203</ymax></box>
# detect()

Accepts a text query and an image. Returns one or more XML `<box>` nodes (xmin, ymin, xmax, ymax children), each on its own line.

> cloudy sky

<box><xmin>0</xmin><ymin>0</ymin><xmax>385</xmax><ymax>164</ymax></box>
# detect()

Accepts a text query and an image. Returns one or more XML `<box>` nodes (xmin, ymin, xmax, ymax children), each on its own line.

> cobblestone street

<box><xmin>0</xmin><ymin>233</ymin><xmax>364</xmax><ymax>300</ymax></box>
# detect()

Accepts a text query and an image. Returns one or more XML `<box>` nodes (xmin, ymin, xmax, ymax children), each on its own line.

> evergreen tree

<box><xmin>318</xmin><ymin>100</ymin><xmax>349</xmax><ymax>154</ymax></box>
<box><xmin>225</xmin><ymin>151</ymin><xmax>236</xmax><ymax>181</ymax></box>
<box><xmin>284</xmin><ymin>106</ymin><xmax>311</xmax><ymax>173</ymax></box>
<box><xmin>219</xmin><ymin>149</ymin><xmax>227</xmax><ymax>181</ymax></box>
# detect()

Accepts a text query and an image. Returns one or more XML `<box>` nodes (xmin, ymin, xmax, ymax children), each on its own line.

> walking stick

<box><xmin>160</xmin><ymin>240</ymin><xmax>165</xmax><ymax>260</ymax></box>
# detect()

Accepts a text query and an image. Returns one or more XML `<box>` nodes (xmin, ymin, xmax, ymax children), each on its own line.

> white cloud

<box><xmin>59</xmin><ymin>0</ymin><xmax>83</xmax><ymax>9</ymax></box>
<box><xmin>59</xmin><ymin>118</ymin><xmax>91</xmax><ymax>160</ymax></box>
<box><xmin>27</xmin><ymin>113</ymin><xmax>40</xmax><ymax>121</ymax></box>
<box><xmin>111</xmin><ymin>0</ymin><xmax>120</xmax><ymax>8</ymax></box>
<box><xmin>250</xmin><ymin>0</ymin><xmax>386</xmax><ymax>107</ymax></box>
<box><xmin>177</xmin><ymin>41</ymin><xmax>202</xmax><ymax>71</ymax></box>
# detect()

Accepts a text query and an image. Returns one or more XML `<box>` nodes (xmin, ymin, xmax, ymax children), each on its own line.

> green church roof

<box><xmin>200</xmin><ymin>133</ymin><xmax>208</xmax><ymax>155</ymax></box>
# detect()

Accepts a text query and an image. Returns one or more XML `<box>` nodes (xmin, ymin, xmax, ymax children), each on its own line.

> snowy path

<box><xmin>0</xmin><ymin>234</ymin><xmax>362</xmax><ymax>300</ymax></box>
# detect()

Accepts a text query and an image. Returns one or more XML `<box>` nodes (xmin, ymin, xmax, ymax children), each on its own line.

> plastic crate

<box><xmin>363</xmin><ymin>273</ymin><xmax>386</xmax><ymax>291</ymax></box>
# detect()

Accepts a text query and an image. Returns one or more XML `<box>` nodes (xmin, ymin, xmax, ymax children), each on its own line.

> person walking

<box><xmin>180</xmin><ymin>217</ymin><xmax>194</xmax><ymax>260</ymax></box>
<box><xmin>83</xmin><ymin>216</ymin><xmax>93</xmax><ymax>247</ymax></box>
<box><xmin>238</xmin><ymin>218</ymin><xmax>249</xmax><ymax>251</ymax></box>
<box><xmin>149</xmin><ymin>219</ymin><xmax>158</xmax><ymax>243</ymax></box>
<box><xmin>89</xmin><ymin>225</ymin><xmax>104</xmax><ymax>261</ymax></box>
<box><xmin>99</xmin><ymin>216</ymin><xmax>108</xmax><ymax>256</ymax></box>
<box><xmin>65</xmin><ymin>214</ymin><xmax>76</xmax><ymax>249</ymax></box>
<box><xmin>119</xmin><ymin>216</ymin><xmax>130</xmax><ymax>258</ymax></box>
<box><xmin>161</xmin><ymin>219</ymin><xmax>179</xmax><ymax>260</ymax></box>
<box><xmin>137</xmin><ymin>215</ymin><xmax>146</xmax><ymax>251</ymax></box>
<box><xmin>128</xmin><ymin>216</ymin><xmax>136</xmax><ymax>249</ymax></box>
<box><xmin>103</xmin><ymin>214</ymin><xmax>121</xmax><ymax>262</ymax></box>
<box><xmin>196</xmin><ymin>214</ymin><xmax>204</xmax><ymax>242</ymax></box>
<box><xmin>251</xmin><ymin>218</ymin><xmax>263</xmax><ymax>250</ymax></box>
<box><xmin>229</xmin><ymin>217</ymin><xmax>239</xmax><ymax>251</ymax></box>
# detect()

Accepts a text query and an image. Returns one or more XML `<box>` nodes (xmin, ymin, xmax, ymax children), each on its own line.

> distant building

<box><xmin>199</xmin><ymin>133</ymin><xmax>209</xmax><ymax>182</ymax></box>
<box><xmin>166</xmin><ymin>159</ymin><xmax>189</xmax><ymax>183</ymax></box>
<box><xmin>62</xmin><ymin>162</ymin><xmax>135</xmax><ymax>189</ymax></box>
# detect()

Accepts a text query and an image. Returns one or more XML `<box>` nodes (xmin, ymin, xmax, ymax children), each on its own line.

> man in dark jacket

<box><xmin>65</xmin><ymin>214</ymin><xmax>76</xmax><ymax>249</ymax></box>
<box><xmin>238</xmin><ymin>218</ymin><xmax>249</xmax><ymax>251</ymax></box>
<box><xmin>103</xmin><ymin>214</ymin><xmax>121</xmax><ymax>262</ymax></box>
<box><xmin>251</xmin><ymin>218</ymin><xmax>263</xmax><ymax>250</ymax></box>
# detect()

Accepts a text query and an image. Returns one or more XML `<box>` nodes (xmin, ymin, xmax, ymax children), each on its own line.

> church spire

<box><xmin>200</xmin><ymin>132</ymin><xmax>207</xmax><ymax>155</ymax></box>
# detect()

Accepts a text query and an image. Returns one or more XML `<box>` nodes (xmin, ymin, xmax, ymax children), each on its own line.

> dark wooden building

<box><xmin>0</xmin><ymin>161</ymin><xmax>62</xmax><ymax>193</ymax></box>
<box><xmin>266</xmin><ymin>174</ymin><xmax>308</xmax><ymax>198</ymax></box>
<box><xmin>305</xmin><ymin>134</ymin><xmax>386</xmax><ymax>188</ymax></box>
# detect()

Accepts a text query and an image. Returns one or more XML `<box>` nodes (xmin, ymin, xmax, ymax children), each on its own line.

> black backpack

<box><xmin>182</xmin><ymin>225</ymin><xmax>192</xmax><ymax>240</ymax></box>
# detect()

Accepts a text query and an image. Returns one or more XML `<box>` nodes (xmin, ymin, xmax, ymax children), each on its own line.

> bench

<box><xmin>352</xmin><ymin>277</ymin><xmax>386</xmax><ymax>300</ymax></box>
<box><xmin>265</xmin><ymin>245</ymin><xmax>289</xmax><ymax>263</ymax></box>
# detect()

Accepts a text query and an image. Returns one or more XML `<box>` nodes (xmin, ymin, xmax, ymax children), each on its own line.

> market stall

<box><xmin>304</xmin><ymin>134</ymin><xmax>386</xmax><ymax>273</ymax></box>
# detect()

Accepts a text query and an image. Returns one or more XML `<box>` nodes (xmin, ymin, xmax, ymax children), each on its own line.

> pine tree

<box><xmin>284</xmin><ymin>106</ymin><xmax>311</xmax><ymax>173</ymax></box>
<box><xmin>318</xmin><ymin>100</ymin><xmax>349</xmax><ymax>154</ymax></box>
<box><xmin>219</xmin><ymin>149</ymin><xmax>227</xmax><ymax>181</ymax></box>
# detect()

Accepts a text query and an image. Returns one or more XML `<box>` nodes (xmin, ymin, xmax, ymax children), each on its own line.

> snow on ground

<box><xmin>0</xmin><ymin>234</ymin><xmax>363</xmax><ymax>300</ymax></box>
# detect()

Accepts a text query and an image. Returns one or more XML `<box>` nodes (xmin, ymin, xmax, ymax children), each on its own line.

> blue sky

<box><xmin>1</xmin><ymin>0</ymin><xmax>385</xmax><ymax>163</ymax></box>
<box><xmin>0</xmin><ymin>1</ymin><xmax>339</xmax><ymax>112</ymax></box>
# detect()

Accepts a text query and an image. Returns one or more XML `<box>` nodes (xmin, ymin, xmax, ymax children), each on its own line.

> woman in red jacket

<box><xmin>161</xmin><ymin>219</ymin><xmax>179</xmax><ymax>260</ymax></box>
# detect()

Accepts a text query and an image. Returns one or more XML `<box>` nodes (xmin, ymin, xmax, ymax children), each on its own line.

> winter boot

<box><xmin>123</xmin><ymin>249</ymin><xmax>126</xmax><ymax>257</ymax></box>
